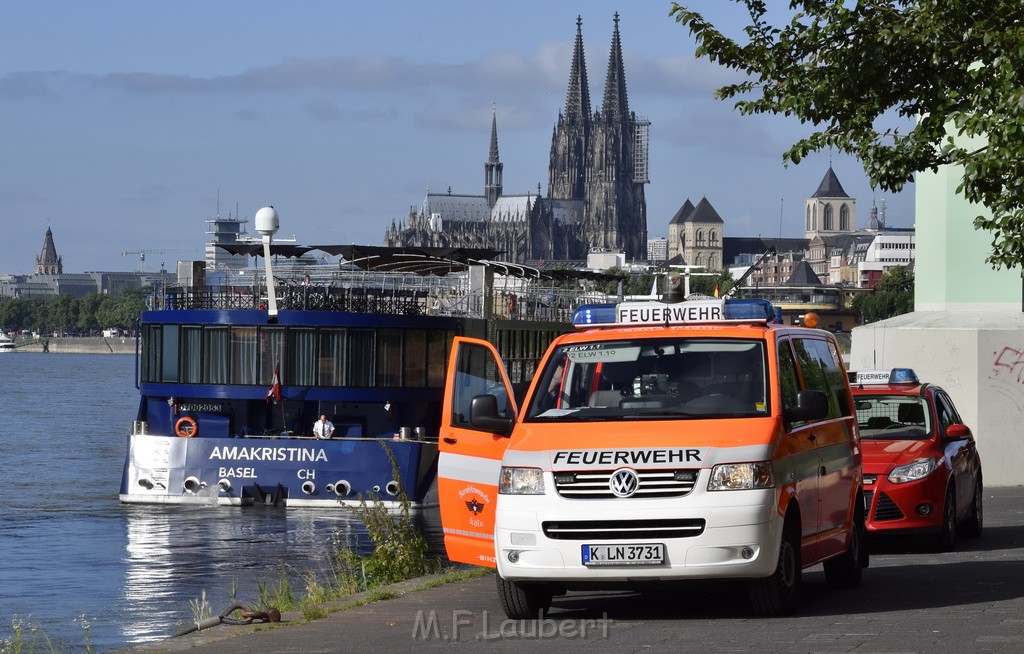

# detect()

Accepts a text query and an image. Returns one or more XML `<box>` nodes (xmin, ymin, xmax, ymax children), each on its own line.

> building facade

<box><xmin>384</xmin><ymin>15</ymin><xmax>649</xmax><ymax>263</ymax></box>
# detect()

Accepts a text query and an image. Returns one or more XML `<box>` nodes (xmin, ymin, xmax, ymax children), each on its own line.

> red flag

<box><xmin>266</xmin><ymin>361</ymin><xmax>281</xmax><ymax>402</ymax></box>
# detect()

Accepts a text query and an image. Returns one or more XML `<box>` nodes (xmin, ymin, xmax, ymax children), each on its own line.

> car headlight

<box><xmin>888</xmin><ymin>458</ymin><xmax>939</xmax><ymax>484</ymax></box>
<box><xmin>708</xmin><ymin>462</ymin><xmax>775</xmax><ymax>491</ymax></box>
<box><xmin>499</xmin><ymin>467</ymin><xmax>545</xmax><ymax>495</ymax></box>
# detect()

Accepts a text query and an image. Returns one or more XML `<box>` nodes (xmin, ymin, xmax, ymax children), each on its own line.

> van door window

<box><xmin>793</xmin><ymin>338</ymin><xmax>850</xmax><ymax>419</ymax></box>
<box><xmin>452</xmin><ymin>341</ymin><xmax>513</xmax><ymax>428</ymax></box>
<box><xmin>777</xmin><ymin>339</ymin><xmax>802</xmax><ymax>426</ymax></box>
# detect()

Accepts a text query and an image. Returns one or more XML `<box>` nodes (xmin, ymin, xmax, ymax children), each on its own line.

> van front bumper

<box><xmin>495</xmin><ymin>490</ymin><xmax>783</xmax><ymax>583</ymax></box>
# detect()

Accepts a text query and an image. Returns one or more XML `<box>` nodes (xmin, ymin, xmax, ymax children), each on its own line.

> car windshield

<box><xmin>524</xmin><ymin>337</ymin><xmax>768</xmax><ymax>422</ymax></box>
<box><xmin>855</xmin><ymin>395</ymin><xmax>931</xmax><ymax>439</ymax></box>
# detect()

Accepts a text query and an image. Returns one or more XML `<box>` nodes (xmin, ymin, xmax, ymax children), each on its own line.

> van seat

<box><xmin>589</xmin><ymin>390</ymin><xmax>623</xmax><ymax>408</ymax></box>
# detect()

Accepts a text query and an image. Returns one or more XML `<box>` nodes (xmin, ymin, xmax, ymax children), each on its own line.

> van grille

<box><xmin>542</xmin><ymin>518</ymin><xmax>706</xmax><ymax>540</ymax></box>
<box><xmin>553</xmin><ymin>469</ymin><xmax>699</xmax><ymax>499</ymax></box>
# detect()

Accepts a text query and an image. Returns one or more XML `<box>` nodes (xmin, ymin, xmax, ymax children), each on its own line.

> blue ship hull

<box><xmin>120</xmin><ymin>431</ymin><xmax>438</xmax><ymax>507</ymax></box>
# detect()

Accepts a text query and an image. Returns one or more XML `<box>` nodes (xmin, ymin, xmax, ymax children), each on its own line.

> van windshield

<box><xmin>524</xmin><ymin>337</ymin><xmax>768</xmax><ymax>421</ymax></box>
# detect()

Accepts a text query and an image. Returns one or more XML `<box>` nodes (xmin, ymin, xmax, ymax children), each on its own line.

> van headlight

<box><xmin>499</xmin><ymin>467</ymin><xmax>545</xmax><ymax>495</ymax></box>
<box><xmin>708</xmin><ymin>462</ymin><xmax>775</xmax><ymax>491</ymax></box>
<box><xmin>888</xmin><ymin>458</ymin><xmax>939</xmax><ymax>484</ymax></box>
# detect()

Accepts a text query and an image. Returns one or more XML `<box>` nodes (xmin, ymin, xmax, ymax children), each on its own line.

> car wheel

<box><xmin>960</xmin><ymin>478</ymin><xmax>983</xmax><ymax>539</ymax></box>
<box><xmin>823</xmin><ymin>497</ymin><xmax>865</xmax><ymax>588</ymax></box>
<box><xmin>496</xmin><ymin>574</ymin><xmax>552</xmax><ymax>620</ymax></box>
<box><xmin>749</xmin><ymin>513</ymin><xmax>801</xmax><ymax>616</ymax></box>
<box><xmin>934</xmin><ymin>486</ymin><xmax>957</xmax><ymax>552</ymax></box>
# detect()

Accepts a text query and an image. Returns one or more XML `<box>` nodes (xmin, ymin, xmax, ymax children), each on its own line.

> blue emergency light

<box><xmin>571</xmin><ymin>298</ymin><xmax>782</xmax><ymax>328</ymax></box>
<box><xmin>853</xmin><ymin>368</ymin><xmax>920</xmax><ymax>385</ymax></box>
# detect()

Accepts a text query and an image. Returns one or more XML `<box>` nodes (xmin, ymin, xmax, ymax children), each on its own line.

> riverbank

<box><xmin>17</xmin><ymin>336</ymin><xmax>133</xmax><ymax>354</ymax></box>
<box><xmin>118</xmin><ymin>487</ymin><xmax>1024</xmax><ymax>654</ymax></box>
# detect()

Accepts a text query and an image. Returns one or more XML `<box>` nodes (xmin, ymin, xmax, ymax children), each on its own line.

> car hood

<box><xmin>861</xmin><ymin>438</ymin><xmax>933</xmax><ymax>472</ymax></box>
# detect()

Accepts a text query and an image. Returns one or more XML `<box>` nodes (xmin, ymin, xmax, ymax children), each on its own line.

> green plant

<box><xmin>1</xmin><ymin>615</ymin><xmax>57</xmax><ymax>654</ymax></box>
<box><xmin>255</xmin><ymin>564</ymin><xmax>297</xmax><ymax>613</ymax></box>
<box><xmin>188</xmin><ymin>590</ymin><xmax>212</xmax><ymax>625</ymax></box>
<box><xmin>348</xmin><ymin>444</ymin><xmax>431</xmax><ymax>586</ymax></box>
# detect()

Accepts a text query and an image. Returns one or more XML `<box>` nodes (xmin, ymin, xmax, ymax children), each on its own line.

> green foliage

<box><xmin>851</xmin><ymin>266</ymin><xmax>915</xmax><ymax>323</ymax></box>
<box><xmin>255</xmin><ymin>564</ymin><xmax>297</xmax><ymax>613</ymax></box>
<box><xmin>671</xmin><ymin>0</ymin><xmax>1024</xmax><ymax>269</ymax></box>
<box><xmin>0</xmin><ymin>290</ymin><xmax>144</xmax><ymax>335</ymax></box>
<box><xmin>350</xmin><ymin>445</ymin><xmax>431</xmax><ymax>586</ymax></box>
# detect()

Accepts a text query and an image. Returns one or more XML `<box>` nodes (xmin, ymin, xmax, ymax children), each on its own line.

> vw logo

<box><xmin>609</xmin><ymin>468</ymin><xmax>639</xmax><ymax>498</ymax></box>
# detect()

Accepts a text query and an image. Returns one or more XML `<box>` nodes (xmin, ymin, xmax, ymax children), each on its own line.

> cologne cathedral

<box><xmin>383</xmin><ymin>14</ymin><xmax>650</xmax><ymax>263</ymax></box>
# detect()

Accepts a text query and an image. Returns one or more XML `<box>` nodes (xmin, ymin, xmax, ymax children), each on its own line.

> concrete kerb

<box><xmin>118</xmin><ymin>569</ymin><xmax>488</xmax><ymax>653</ymax></box>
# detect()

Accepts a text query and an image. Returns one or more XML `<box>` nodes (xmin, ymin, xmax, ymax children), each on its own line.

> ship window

<box><xmin>287</xmin><ymin>328</ymin><xmax>315</xmax><ymax>386</ymax></box>
<box><xmin>180</xmin><ymin>326</ymin><xmax>202</xmax><ymax>384</ymax></box>
<box><xmin>377</xmin><ymin>328</ymin><xmax>403</xmax><ymax>387</ymax></box>
<box><xmin>318</xmin><ymin>328</ymin><xmax>346</xmax><ymax>386</ymax></box>
<box><xmin>203</xmin><ymin>327</ymin><xmax>228</xmax><ymax>385</ymax></box>
<box><xmin>160</xmin><ymin>325</ymin><xmax>179</xmax><ymax>383</ymax></box>
<box><xmin>141</xmin><ymin>325</ymin><xmax>159</xmax><ymax>383</ymax></box>
<box><xmin>260</xmin><ymin>327</ymin><xmax>286</xmax><ymax>385</ymax></box>
<box><xmin>427</xmin><ymin>330</ymin><xmax>450</xmax><ymax>387</ymax></box>
<box><xmin>230</xmin><ymin>326</ymin><xmax>257</xmax><ymax>385</ymax></box>
<box><xmin>349</xmin><ymin>329</ymin><xmax>376</xmax><ymax>386</ymax></box>
<box><xmin>404</xmin><ymin>329</ymin><xmax>427</xmax><ymax>387</ymax></box>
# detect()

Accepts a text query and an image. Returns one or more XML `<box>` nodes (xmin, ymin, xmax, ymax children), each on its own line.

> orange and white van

<box><xmin>438</xmin><ymin>292</ymin><xmax>866</xmax><ymax>618</ymax></box>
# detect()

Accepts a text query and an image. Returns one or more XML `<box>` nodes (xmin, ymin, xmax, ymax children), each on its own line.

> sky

<box><xmin>1</xmin><ymin>1</ymin><xmax>915</xmax><ymax>274</ymax></box>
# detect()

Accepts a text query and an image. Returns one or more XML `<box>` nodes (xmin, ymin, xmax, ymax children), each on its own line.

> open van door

<box><xmin>438</xmin><ymin>337</ymin><xmax>517</xmax><ymax>568</ymax></box>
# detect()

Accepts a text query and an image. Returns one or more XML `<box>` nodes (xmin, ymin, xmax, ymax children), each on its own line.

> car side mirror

<box><xmin>945</xmin><ymin>423</ymin><xmax>972</xmax><ymax>440</ymax></box>
<box><xmin>787</xmin><ymin>389</ymin><xmax>829</xmax><ymax>423</ymax></box>
<box><xmin>470</xmin><ymin>394</ymin><xmax>514</xmax><ymax>437</ymax></box>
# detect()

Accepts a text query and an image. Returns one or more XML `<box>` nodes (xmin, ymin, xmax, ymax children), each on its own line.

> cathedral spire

<box><xmin>564</xmin><ymin>16</ymin><xmax>592</xmax><ymax>122</ymax></box>
<box><xmin>601</xmin><ymin>13</ymin><xmax>629</xmax><ymax>120</ymax></box>
<box><xmin>488</xmin><ymin>104</ymin><xmax>500</xmax><ymax>163</ymax></box>
<box><xmin>485</xmin><ymin>105</ymin><xmax>504</xmax><ymax>208</ymax></box>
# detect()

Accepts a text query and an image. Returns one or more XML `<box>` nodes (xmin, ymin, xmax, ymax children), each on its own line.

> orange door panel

<box><xmin>438</xmin><ymin>337</ymin><xmax>517</xmax><ymax>568</ymax></box>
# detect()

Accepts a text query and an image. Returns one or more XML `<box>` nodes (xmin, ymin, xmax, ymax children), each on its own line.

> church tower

<box><xmin>583</xmin><ymin>13</ymin><xmax>648</xmax><ymax>260</ymax></box>
<box><xmin>35</xmin><ymin>227</ymin><xmax>63</xmax><ymax>275</ymax></box>
<box><xmin>548</xmin><ymin>16</ymin><xmax>591</xmax><ymax>203</ymax></box>
<box><xmin>804</xmin><ymin>166</ymin><xmax>856</xmax><ymax>238</ymax></box>
<box><xmin>484</xmin><ymin>106</ymin><xmax>503</xmax><ymax>208</ymax></box>
<box><xmin>548</xmin><ymin>14</ymin><xmax>649</xmax><ymax>261</ymax></box>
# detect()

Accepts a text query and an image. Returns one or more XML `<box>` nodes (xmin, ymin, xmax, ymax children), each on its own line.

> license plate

<box><xmin>582</xmin><ymin>543</ymin><xmax>664</xmax><ymax>566</ymax></box>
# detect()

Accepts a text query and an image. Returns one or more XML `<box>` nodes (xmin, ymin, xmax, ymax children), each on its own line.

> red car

<box><xmin>851</xmin><ymin>369</ymin><xmax>983</xmax><ymax>551</ymax></box>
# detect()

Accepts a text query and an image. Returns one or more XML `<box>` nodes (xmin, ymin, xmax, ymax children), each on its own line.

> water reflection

<box><xmin>118</xmin><ymin>504</ymin><xmax>445</xmax><ymax>645</ymax></box>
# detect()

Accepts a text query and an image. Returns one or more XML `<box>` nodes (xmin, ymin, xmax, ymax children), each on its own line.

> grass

<box><xmin>1</xmin><ymin>615</ymin><xmax>91</xmax><ymax>654</ymax></box>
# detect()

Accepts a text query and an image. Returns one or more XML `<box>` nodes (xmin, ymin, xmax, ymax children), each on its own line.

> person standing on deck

<box><xmin>313</xmin><ymin>415</ymin><xmax>335</xmax><ymax>439</ymax></box>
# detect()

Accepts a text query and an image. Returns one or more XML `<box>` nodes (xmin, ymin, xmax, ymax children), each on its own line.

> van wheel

<box><xmin>960</xmin><ymin>479</ymin><xmax>983</xmax><ymax>539</ymax></box>
<box><xmin>823</xmin><ymin>498</ymin><xmax>864</xmax><ymax>588</ymax></box>
<box><xmin>496</xmin><ymin>574</ymin><xmax>552</xmax><ymax>620</ymax></box>
<box><xmin>934</xmin><ymin>486</ymin><xmax>957</xmax><ymax>552</ymax></box>
<box><xmin>749</xmin><ymin>514</ymin><xmax>801</xmax><ymax>616</ymax></box>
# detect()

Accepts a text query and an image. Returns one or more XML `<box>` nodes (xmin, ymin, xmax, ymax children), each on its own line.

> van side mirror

<box><xmin>470</xmin><ymin>394</ymin><xmax>514</xmax><ymax>437</ymax></box>
<box><xmin>788</xmin><ymin>389</ymin><xmax>829</xmax><ymax>423</ymax></box>
<box><xmin>945</xmin><ymin>423</ymin><xmax>973</xmax><ymax>440</ymax></box>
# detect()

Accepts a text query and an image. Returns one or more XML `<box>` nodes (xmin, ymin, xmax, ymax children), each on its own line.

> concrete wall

<box><xmin>18</xmin><ymin>337</ymin><xmax>134</xmax><ymax>355</ymax></box>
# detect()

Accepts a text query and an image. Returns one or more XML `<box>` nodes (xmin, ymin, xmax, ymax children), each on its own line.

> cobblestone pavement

<box><xmin>122</xmin><ymin>486</ymin><xmax>1024</xmax><ymax>654</ymax></box>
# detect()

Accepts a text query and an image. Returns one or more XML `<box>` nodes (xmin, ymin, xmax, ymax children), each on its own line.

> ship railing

<box><xmin>158</xmin><ymin>274</ymin><xmax>602</xmax><ymax>320</ymax></box>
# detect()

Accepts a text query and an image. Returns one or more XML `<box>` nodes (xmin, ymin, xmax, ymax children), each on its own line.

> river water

<box><xmin>0</xmin><ymin>353</ymin><xmax>443</xmax><ymax>652</ymax></box>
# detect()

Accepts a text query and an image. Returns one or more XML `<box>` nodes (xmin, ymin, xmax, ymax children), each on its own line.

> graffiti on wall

<box><xmin>992</xmin><ymin>346</ymin><xmax>1024</xmax><ymax>384</ymax></box>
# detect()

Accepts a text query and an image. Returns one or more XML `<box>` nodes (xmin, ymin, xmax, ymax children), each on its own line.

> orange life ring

<box><xmin>175</xmin><ymin>416</ymin><xmax>198</xmax><ymax>438</ymax></box>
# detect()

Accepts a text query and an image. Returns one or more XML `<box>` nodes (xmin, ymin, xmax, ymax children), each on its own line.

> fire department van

<box><xmin>438</xmin><ymin>289</ymin><xmax>866</xmax><ymax>618</ymax></box>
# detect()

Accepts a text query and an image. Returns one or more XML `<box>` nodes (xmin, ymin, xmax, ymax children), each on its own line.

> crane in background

<box><xmin>121</xmin><ymin>249</ymin><xmax>200</xmax><ymax>272</ymax></box>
